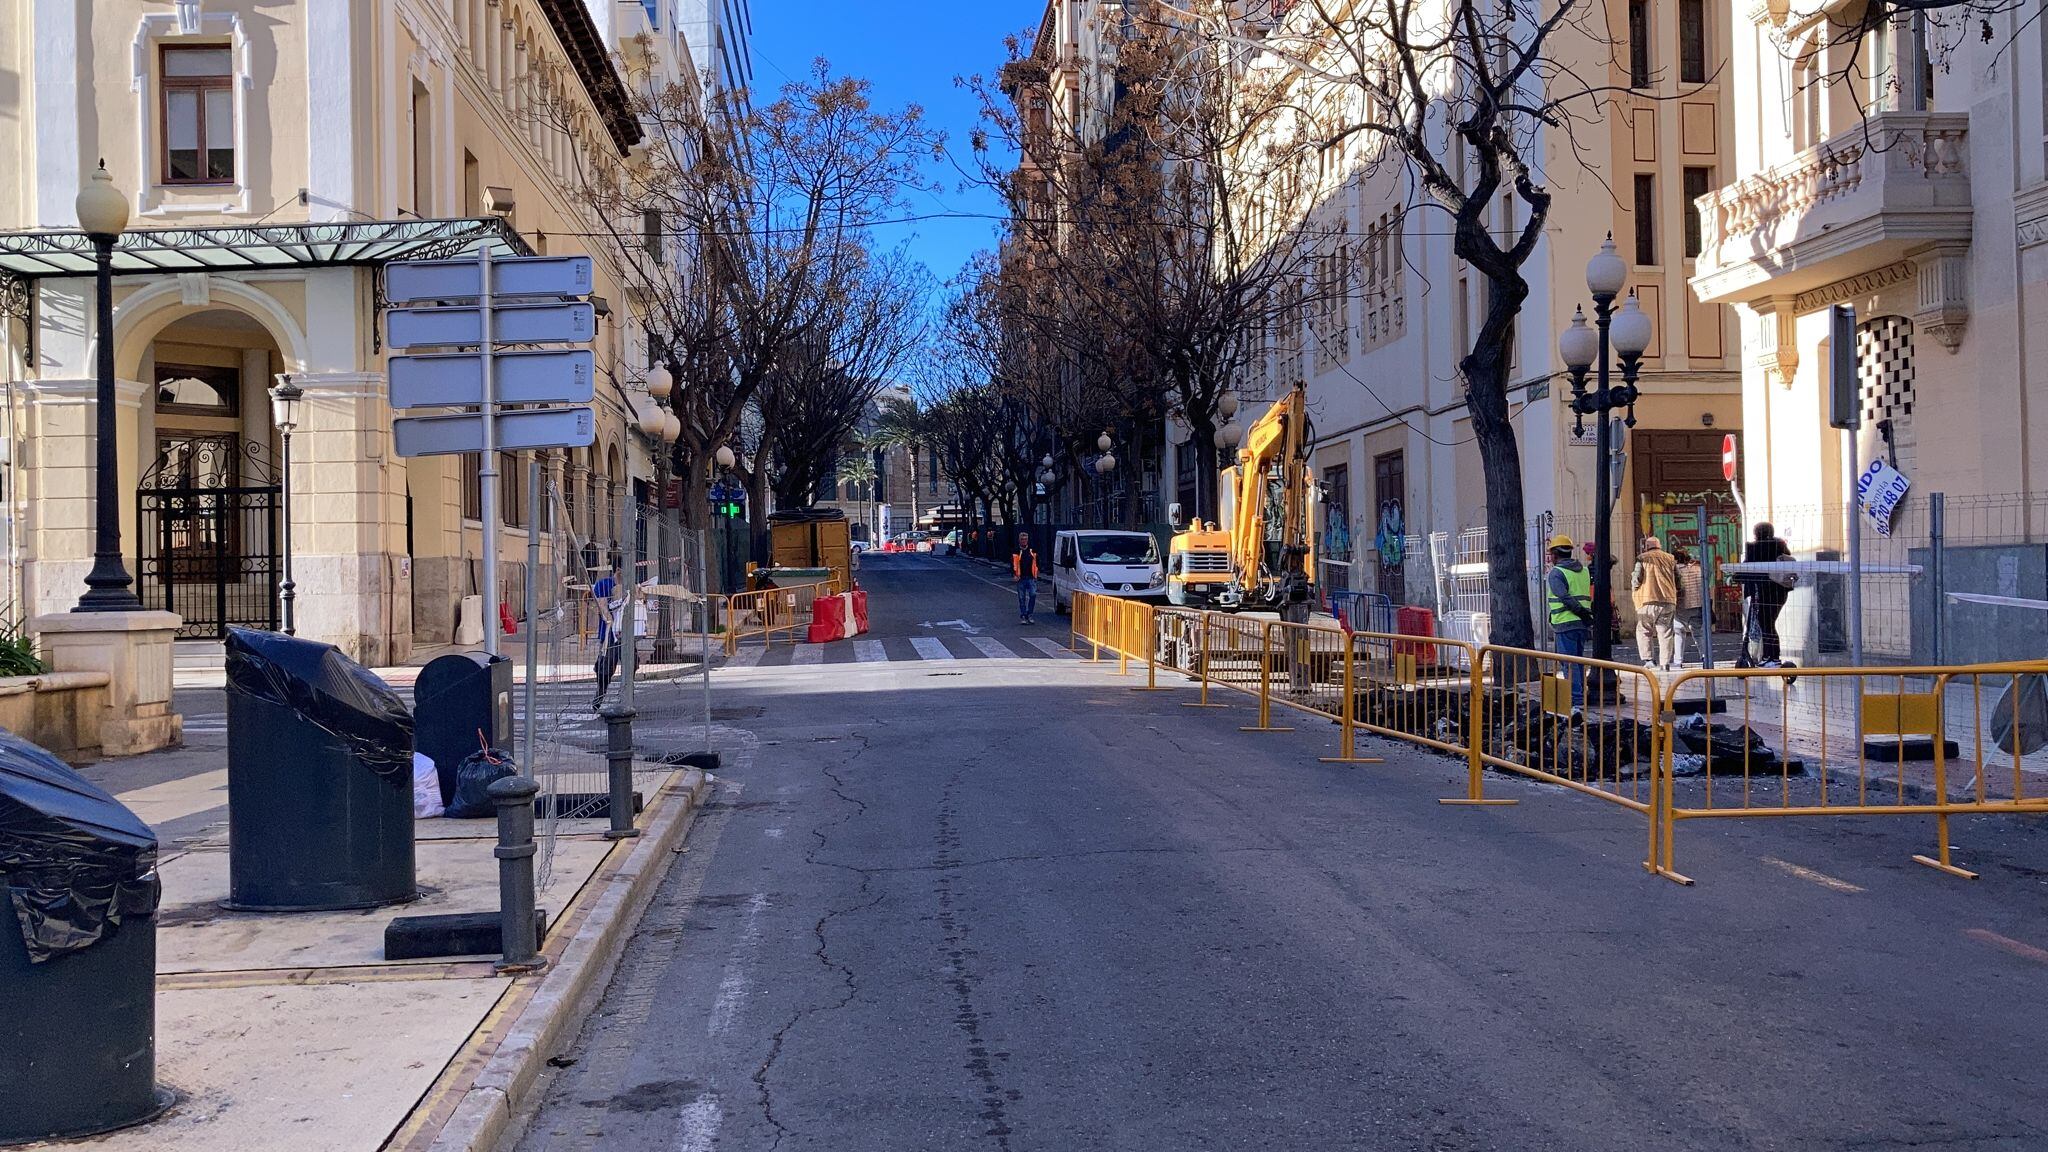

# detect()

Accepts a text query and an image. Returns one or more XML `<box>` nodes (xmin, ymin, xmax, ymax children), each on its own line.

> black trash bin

<box><xmin>0</xmin><ymin>728</ymin><xmax>168</xmax><ymax>1144</ymax></box>
<box><xmin>414</xmin><ymin>652</ymin><xmax>513</xmax><ymax>806</ymax></box>
<box><xmin>223</xmin><ymin>628</ymin><xmax>417</xmax><ymax>911</ymax></box>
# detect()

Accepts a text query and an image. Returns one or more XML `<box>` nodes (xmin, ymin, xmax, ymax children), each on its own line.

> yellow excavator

<box><xmin>1166</xmin><ymin>383</ymin><xmax>1319</xmax><ymax>623</ymax></box>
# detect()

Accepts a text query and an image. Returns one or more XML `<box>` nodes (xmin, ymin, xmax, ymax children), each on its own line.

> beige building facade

<box><xmin>0</xmin><ymin>0</ymin><xmax>714</xmax><ymax>665</ymax></box>
<box><xmin>1693</xmin><ymin>1</ymin><xmax>2048</xmax><ymax>540</ymax></box>
<box><xmin>1216</xmin><ymin>1</ymin><xmax>1743</xmax><ymax>634</ymax></box>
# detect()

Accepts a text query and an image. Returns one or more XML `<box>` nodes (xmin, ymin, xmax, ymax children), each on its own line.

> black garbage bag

<box><xmin>447</xmin><ymin>747</ymin><xmax>516</xmax><ymax>819</ymax></box>
<box><xmin>224</xmin><ymin>628</ymin><xmax>413</xmax><ymax>778</ymax></box>
<box><xmin>1991</xmin><ymin>674</ymin><xmax>2048</xmax><ymax>756</ymax></box>
<box><xmin>0</xmin><ymin>728</ymin><xmax>159</xmax><ymax>963</ymax></box>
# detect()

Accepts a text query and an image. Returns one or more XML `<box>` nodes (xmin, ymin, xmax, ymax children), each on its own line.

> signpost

<box><xmin>388</xmin><ymin>250</ymin><xmax>597</xmax><ymax>675</ymax></box>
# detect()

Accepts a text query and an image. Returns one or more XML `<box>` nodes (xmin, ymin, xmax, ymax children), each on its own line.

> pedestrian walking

<box><xmin>590</xmin><ymin>562</ymin><xmax>624</xmax><ymax>709</ymax></box>
<box><xmin>1673</xmin><ymin>546</ymin><xmax>1706</xmax><ymax>665</ymax></box>
<box><xmin>1738</xmin><ymin>522</ymin><xmax>1793</xmax><ymax>663</ymax></box>
<box><xmin>1630</xmin><ymin>535</ymin><xmax>1680</xmax><ymax>671</ymax></box>
<box><xmin>1545</xmin><ymin>534</ymin><xmax>1593</xmax><ymax>717</ymax></box>
<box><xmin>1013</xmin><ymin>532</ymin><xmax>1040</xmax><ymax>624</ymax></box>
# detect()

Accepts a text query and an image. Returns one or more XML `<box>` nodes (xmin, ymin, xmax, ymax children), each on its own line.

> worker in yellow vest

<box><xmin>1545</xmin><ymin>534</ymin><xmax>1593</xmax><ymax>716</ymax></box>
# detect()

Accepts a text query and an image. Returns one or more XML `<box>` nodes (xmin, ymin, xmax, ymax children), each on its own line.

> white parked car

<box><xmin>1051</xmin><ymin>530</ymin><xmax>1166</xmax><ymax>614</ymax></box>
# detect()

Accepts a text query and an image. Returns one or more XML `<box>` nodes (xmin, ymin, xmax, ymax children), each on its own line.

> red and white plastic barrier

<box><xmin>806</xmin><ymin>592</ymin><xmax>869</xmax><ymax>643</ymax></box>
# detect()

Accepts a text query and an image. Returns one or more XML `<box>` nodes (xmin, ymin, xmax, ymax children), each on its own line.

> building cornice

<box><xmin>536</xmin><ymin>0</ymin><xmax>644</xmax><ymax>155</ymax></box>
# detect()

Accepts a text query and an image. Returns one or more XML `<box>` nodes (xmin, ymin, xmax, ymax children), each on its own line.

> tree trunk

<box><xmin>1464</xmin><ymin>278</ymin><xmax>1536</xmax><ymax>650</ymax></box>
<box><xmin>1187</xmin><ymin>413</ymin><xmax>1220</xmax><ymax>525</ymax></box>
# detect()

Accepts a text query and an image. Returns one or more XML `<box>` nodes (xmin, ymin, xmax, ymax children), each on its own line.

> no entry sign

<box><xmin>1721</xmin><ymin>433</ymin><xmax>1738</xmax><ymax>482</ymax></box>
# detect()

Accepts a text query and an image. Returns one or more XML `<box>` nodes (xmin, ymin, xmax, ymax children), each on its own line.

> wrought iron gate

<box><xmin>137</xmin><ymin>438</ymin><xmax>282</xmax><ymax>638</ymax></box>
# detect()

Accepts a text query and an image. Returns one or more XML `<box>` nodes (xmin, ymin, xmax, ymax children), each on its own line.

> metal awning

<box><xmin>0</xmin><ymin>216</ymin><xmax>534</xmax><ymax>280</ymax></box>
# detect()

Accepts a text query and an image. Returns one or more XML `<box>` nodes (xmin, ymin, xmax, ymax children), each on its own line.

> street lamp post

<box><xmin>269</xmin><ymin>375</ymin><xmax>305</xmax><ymax>634</ymax></box>
<box><xmin>1557</xmin><ymin>234</ymin><xmax>1653</xmax><ymax>665</ymax></box>
<box><xmin>1037</xmin><ymin>453</ymin><xmax>1054</xmax><ymax>543</ymax></box>
<box><xmin>73</xmin><ymin>161</ymin><xmax>144</xmax><ymax>613</ymax></box>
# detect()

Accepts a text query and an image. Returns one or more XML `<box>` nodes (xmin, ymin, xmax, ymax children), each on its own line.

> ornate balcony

<box><xmin>1691</xmin><ymin>112</ymin><xmax>1972</xmax><ymax>308</ymax></box>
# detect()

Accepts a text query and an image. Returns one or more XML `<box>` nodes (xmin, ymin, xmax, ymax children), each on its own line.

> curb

<box><xmin>424</xmin><ymin>764</ymin><xmax>712</xmax><ymax>1152</ymax></box>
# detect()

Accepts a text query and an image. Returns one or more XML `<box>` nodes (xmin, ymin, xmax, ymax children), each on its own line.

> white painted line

<box><xmin>853</xmin><ymin>639</ymin><xmax>887</xmax><ymax>663</ymax></box>
<box><xmin>671</xmin><ymin>1092</ymin><xmax>722</xmax><ymax>1152</ymax></box>
<box><xmin>723</xmin><ymin>647</ymin><xmax>763</xmax><ymax>670</ymax></box>
<box><xmin>118</xmin><ymin>769</ymin><xmax>229</xmax><ymax>827</ymax></box>
<box><xmin>1761</xmin><ymin>856</ymin><xmax>1864</xmax><ymax>894</ymax></box>
<box><xmin>968</xmin><ymin>636</ymin><xmax>1019</xmax><ymax>660</ymax></box>
<box><xmin>1022</xmin><ymin>636</ymin><xmax>1080</xmax><ymax>660</ymax></box>
<box><xmin>708</xmin><ymin>894</ymin><xmax>769</xmax><ymax>1037</ymax></box>
<box><xmin>910</xmin><ymin>637</ymin><xmax>954</xmax><ymax>660</ymax></box>
<box><xmin>789</xmin><ymin>644</ymin><xmax>823</xmax><ymax>666</ymax></box>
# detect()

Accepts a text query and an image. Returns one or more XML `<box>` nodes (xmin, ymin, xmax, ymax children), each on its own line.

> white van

<box><xmin>1051</xmin><ymin>530</ymin><xmax>1166</xmax><ymax>614</ymax></box>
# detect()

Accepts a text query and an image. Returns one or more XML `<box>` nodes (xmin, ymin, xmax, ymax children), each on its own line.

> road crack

<box><xmin>752</xmin><ymin>732</ymin><xmax>880</xmax><ymax>1150</ymax></box>
<box><xmin>931</xmin><ymin>764</ymin><xmax>1018</xmax><ymax>1150</ymax></box>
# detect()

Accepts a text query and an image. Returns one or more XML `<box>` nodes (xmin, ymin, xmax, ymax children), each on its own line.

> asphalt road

<box><xmin>508</xmin><ymin>551</ymin><xmax>2048</xmax><ymax>1152</ymax></box>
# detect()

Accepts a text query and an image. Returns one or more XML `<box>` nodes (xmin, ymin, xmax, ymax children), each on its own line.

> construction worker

<box><xmin>1546</xmin><ymin>534</ymin><xmax>1593</xmax><ymax>715</ymax></box>
<box><xmin>1013</xmin><ymin>531</ymin><xmax>1040</xmax><ymax>624</ymax></box>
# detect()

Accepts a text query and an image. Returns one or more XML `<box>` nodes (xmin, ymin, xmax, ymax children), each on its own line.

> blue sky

<box><xmin>746</xmin><ymin>1</ymin><xmax>1032</xmax><ymax>286</ymax></box>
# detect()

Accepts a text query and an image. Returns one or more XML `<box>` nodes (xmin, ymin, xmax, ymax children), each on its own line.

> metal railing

<box><xmin>1071</xmin><ymin>591</ymin><xmax>2048</xmax><ymax>885</ymax></box>
<box><xmin>722</xmin><ymin>581</ymin><xmax>833</xmax><ymax>656</ymax></box>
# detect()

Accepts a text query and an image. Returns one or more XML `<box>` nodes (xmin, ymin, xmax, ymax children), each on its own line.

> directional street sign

<box><xmin>385</xmin><ymin>301</ymin><xmax>596</xmax><ymax>349</ymax></box>
<box><xmin>389</xmin><ymin>349</ymin><xmax>595</xmax><ymax>409</ymax></box>
<box><xmin>393</xmin><ymin>406</ymin><xmax>595</xmax><ymax>457</ymax></box>
<box><xmin>385</xmin><ymin>255</ymin><xmax>594</xmax><ymax>304</ymax></box>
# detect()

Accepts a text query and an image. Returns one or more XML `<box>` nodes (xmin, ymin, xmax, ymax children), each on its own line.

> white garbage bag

<box><xmin>412</xmin><ymin>751</ymin><xmax>444</xmax><ymax>818</ymax></box>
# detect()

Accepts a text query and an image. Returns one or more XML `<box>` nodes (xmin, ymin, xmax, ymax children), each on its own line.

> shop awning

<box><xmin>0</xmin><ymin>216</ymin><xmax>534</xmax><ymax>280</ymax></box>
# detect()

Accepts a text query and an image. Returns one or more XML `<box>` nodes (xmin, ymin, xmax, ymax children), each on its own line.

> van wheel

<box><xmin>1055</xmin><ymin>592</ymin><xmax>1070</xmax><ymax>616</ymax></box>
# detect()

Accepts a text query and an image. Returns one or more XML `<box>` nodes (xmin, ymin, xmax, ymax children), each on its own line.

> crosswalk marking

<box><xmin>909</xmin><ymin>637</ymin><xmax>954</xmax><ymax>661</ymax></box>
<box><xmin>1021</xmin><ymin>636</ymin><xmax>1080</xmax><ymax>660</ymax></box>
<box><xmin>967</xmin><ymin>636</ymin><xmax>1019</xmax><ymax>659</ymax></box>
<box><xmin>854</xmin><ymin>639</ymin><xmax>887</xmax><ymax>662</ymax></box>
<box><xmin>789</xmin><ymin>644</ymin><xmax>823</xmax><ymax>666</ymax></box>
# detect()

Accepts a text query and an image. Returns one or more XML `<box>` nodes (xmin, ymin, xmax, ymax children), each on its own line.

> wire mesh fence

<box><xmin>519</xmin><ymin>484</ymin><xmax>713</xmax><ymax>887</ymax></box>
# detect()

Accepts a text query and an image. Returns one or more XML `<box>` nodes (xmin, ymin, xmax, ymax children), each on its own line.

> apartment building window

<box><xmin>1628</xmin><ymin>1</ymin><xmax>1652</xmax><ymax>89</ymax></box>
<box><xmin>462</xmin><ymin>453</ymin><xmax>483</xmax><ymax>521</ymax></box>
<box><xmin>161</xmin><ymin>46</ymin><xmax>234</xmax><ymax>183</ymax></box>
<box><xmin>410</xmin><ymin>81</ymin><xmax>433</xmax><ymax>216</ymax></box>
<box><xmin>1679</xmin><ymin>0</ymin><xmax>1707</xmax><ymax>84</ymax></box>
<box><xmin>1633</xmin><ymin>174</ymin><xmax>1657</xmax><ymax>265</ymax></box>
<box><xmin>644</xmin><ymin>209</ymin><xmax>665</xmax><ymax>263</ymax></box>
<box><xmin>499</xmin><ymin>451</ymin><xmax>524</xmax><ymax>527</ymax></box>
<box><xmin>1682</xmin><ymin>167</ymin><xmax>1712</xmax><ymax>258</ymax></box>
<box><xmin>463</xmin><ymin>151</ymin><xmax>482</xmax><ymax>216</ymax></box>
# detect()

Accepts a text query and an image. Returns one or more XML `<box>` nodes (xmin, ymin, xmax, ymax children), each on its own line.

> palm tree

<box><xmin>871</xmin><ymin>393</ymin><xmax>927</xmax><ymax>531</ymax></box>
<box><xmin>837</xmin><ymin>446</ymin><xmax>879</xmax><ymax>543</ymax></box>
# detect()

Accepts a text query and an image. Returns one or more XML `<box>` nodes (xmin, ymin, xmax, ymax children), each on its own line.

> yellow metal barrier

<box><xmin>1074</xmin><ymin>597</ymin><xmax>2048</xmax><ymax>886</ymax></box>
<box><xmin>722</xmin><ymin>581</ymin><xmax>832</xmax><ymax>656</ymax></box>
<box><xmin>1656</xmin><ymin>662</ymin><xmax>2048</xmax><ymax>882</ymax></box>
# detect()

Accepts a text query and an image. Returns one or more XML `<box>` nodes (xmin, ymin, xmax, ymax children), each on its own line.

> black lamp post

<box><xmin>1036</xmin><ymin>452</ymin><xmax>1054</xmax><ymax>542</ymax></box>
<box><xmin>1557</xmin><ymin>234</ymin><xmax>1654</xmax><ymax>664</ymax></box>
<box><xmin>73</xmin><ymin>161</ymin><xmax>145</xmax><ymax>613</ymax></box>
<box><xmin>269</xmin><ymin>374</ymin><xmax>305</xmax><ymax>634</ymax></box>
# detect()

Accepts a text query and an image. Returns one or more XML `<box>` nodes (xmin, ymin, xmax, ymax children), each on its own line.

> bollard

<box><xmin>487</xmin><ymin>774</ymin><xmax>546</xmax><ymax>973</ymax></box>
<box><xmin>600</xmin><ymin>703</ymin><xmax>640</xmax><ymax>840</ymax></box>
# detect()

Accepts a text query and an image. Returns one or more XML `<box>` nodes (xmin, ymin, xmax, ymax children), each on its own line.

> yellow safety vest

<box><xmin>1548</xmin><ymin>563</ymin><xmax>1592</xmax><ymax>626</ymax></box>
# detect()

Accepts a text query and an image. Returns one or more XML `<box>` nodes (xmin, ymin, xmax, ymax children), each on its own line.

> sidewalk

<box><xmin>26</xmin><ymin>745</ymin><xmax>711</xmax><ymax>1152</ymax></box>
<box><xmin>173</xmin><ymin>636</ymin><xmax>714</xmax><ymax>691</ymax></box>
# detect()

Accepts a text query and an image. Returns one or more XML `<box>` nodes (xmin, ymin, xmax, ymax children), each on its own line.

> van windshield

<box><xmin>1078</xmin><ymin>535</ymin><xmax>1159</xmax><ymax>565</ymax></box>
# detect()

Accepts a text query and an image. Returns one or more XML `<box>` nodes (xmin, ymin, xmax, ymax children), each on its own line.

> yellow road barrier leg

<box><xmin>1441</xmin><ymin>652</ymin><xmax>1514</xmax><ymax>805</ymax></box>
<box><xmin>1131</xmin><ymin>605</ymin><xmax>1173</xmax><ymax>691</ymax></box>
<box><xmin>1184</xmin><ymin>614</ymin><xmax>1229</xmax><ymax>708</ymax></box>
<box><xmin>1240</xmin><ymin>620</ymin><xmax>1295</xmax><ymax>733</ymax></box>
<box><xmin>1913</xmin><ymin>814</ymin><xmax>1980</xmax><ymax>879</ymax></box>
<box><xmin>1322</xmin><ymin>637</ymin><xmax>1382</xmax><ymax>764</ymax></box>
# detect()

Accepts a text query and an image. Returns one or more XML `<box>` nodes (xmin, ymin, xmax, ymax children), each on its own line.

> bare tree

<box><xmin>543</xmin><ymin>52</ymin><xmax>939</xmax><ymax>559</ymax></box>
<box><xmin>970</xmin><ymin>0</ymin><xmax>1336</xmax><ymax>521</ymax></box>
<box><xmin>1150</xmin><ymin>0</ymin><xmax>1643</xmax><ymax>648</ymax></box>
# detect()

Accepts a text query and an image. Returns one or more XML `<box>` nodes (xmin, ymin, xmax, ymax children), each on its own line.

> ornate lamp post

<box><xmin>268</xmin><ymin>374</ymin><xmax>305</xmax><ymax>634</ymax></box>
<box><xmin>73</xmin><ymin>161</ymin><xmax>144</xmax><ymax>613</ymax></box>
<box><xmin>1557</xmin><ymin>234</ymin><xmax>1654</xmax><ymax>663</ymax></box>
<box><xmin>1036</xmin><ymin>452</ymin><xmax>1054</xmax><ymax>542</ymax></box>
